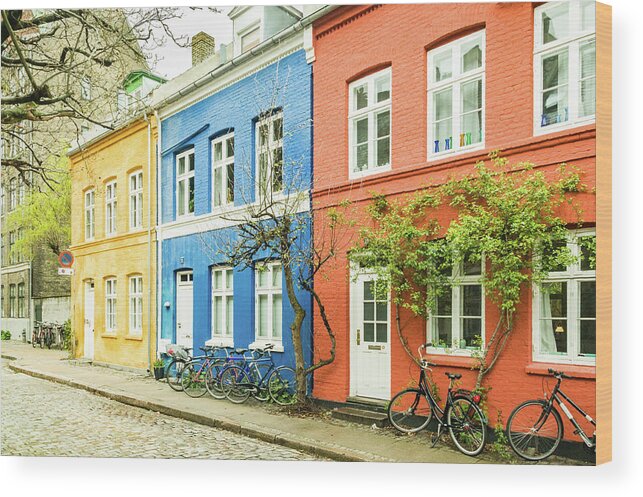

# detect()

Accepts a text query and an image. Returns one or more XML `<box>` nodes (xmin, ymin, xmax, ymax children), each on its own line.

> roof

<box><xmin>228</xmin><ymin>5</ymin><xmax>303</xmax><ymax>20</ymax></box>
<box><xmin>122</xmin><ymin>70</ymin><xmax>167</xmax><ymax>88</ymax></box>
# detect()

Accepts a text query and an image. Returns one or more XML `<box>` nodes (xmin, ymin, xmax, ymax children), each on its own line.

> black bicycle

<box><xmin>387</xmin><ymin>344</ymin><xmax>487</xmax><ymax>456</ymax></box>
<box><xmin>164</xmin><ymin>345</ymin><xmax>193</xmax><ymax>391</ymax></box>
<box><xmin>506</xmin><ymin>368</ymin><xmax>596</xmax><ymax>461</ymax></box>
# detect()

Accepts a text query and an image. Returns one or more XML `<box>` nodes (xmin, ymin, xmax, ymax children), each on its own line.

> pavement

<box><xmin>0</xmin><ymin>340</ymin><xmax>497</xmax><ymax>464</ymax></box>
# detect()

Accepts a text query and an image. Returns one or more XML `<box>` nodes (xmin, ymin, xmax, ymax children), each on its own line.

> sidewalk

<box><xmin>1</xmin><ymin>340</ymin><xmax>491</xmax><ymax>464</ymax></box>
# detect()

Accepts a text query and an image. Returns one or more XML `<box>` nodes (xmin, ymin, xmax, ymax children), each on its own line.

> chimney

<box><xmin>191</xmin><ymin>32</ymin><xmax>215</xmax><ymax>66</ymax></box>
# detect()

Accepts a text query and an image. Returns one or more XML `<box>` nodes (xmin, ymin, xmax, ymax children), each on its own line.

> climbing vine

<box><xmin>355</xmin><ymin>153</ymin><xmax>592</xmax><ymax>390</ymax></box>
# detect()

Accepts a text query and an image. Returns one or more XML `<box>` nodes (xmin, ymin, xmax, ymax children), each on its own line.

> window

<box><xmin>428</xmin><ymin>258</ymin><xmax>484</xmax><ymax>352</ymax></box>
<box><xmin>1</xmin><ymin>184</ymin><xmax>5</xmax><ymax>215</ymax></box>
<box><xmin>212</xmin><ymin>133</ymin><xmax>235</xmax><ymax>208</ymax></box>
<box><xmin>1</xmin><ymin>285</ymin><xmax>4</xmax><ymax>318</ymax></box>
<box><xmin>105</xmin><ymin>181</ymin><xmax>117</xmax><ymax>236</ymax></box>
<box><xmin>17</xmin><ymin>282</ymin><xmax>25</xmax><ymax>318</ymax></box>
<box><xmin>533</xmin><ymin>230</ymin><xmax>595</xmax><ymax>365</ymax></box>
<box><xmin>176</xmin><ymin>149</ymin><xmax>195</xmax><ymax>217</ymax></box>
<box><xmin>17</xmin><ymin>180</ymin><xmax>25</xmax><ymax>205</ymax></box>
<box><xmin>105</xmin><ymin>278</ymin><xmax>117</xmax><ymax>332</ymax></box>
<box><xmin>129</xmin><ymin>171</ymin><xmax>143</xmax><ymax>230</ymax></box>
<box><xmin>211</xmin><ymin>267</ymin><xmax>234</xmax><ymax>342</ymax></box>
<box><xmin>85</xmin><ymin>189</ymin><xmax>95</xmax><ymax>240</ymax></box>
<box><xmin>534</xmin><ymin>0</ymin><xmax>595</xmax><ymax>133</ymax></box>
<box><xmin>8</xmin><ymin>231</ymin><xmax>16</xmax><ymax>264</ymax></box>
<box><xmin>256</xmin><ymin>112</ymin><xmax>283</xmax><ymax>199</ymax></box>
<box><xmin>129</xmin><ymin>276</ymin><xmax>143</xmax><ymax>335</ymax></box>
<box><xmin>255</xmin><ymin>262</ymin><xmax>282</xmax><ymax>343</ymax></box>
<box><xmin>348</xmin><ymin>68</ymin><xmax>392</xmax><ymax>177</ymax></box>
<box><xmin>241</xmin><ymin>26</ymin><xmax>261</xmax><ymax>53</ymax></box>
<box><xmin>81</xmin><ymin>77</ymin><xmax>92</xmax><ymax>100</ymax></box>
<box><xmin>9</xmin><ymin>284</ymin><xmax>16</xmax><ymax>318</ymax></box>
<box><xmin>428</xmin><ymin>30</ymin><xmax>485</xmax><ymax>157</ymax></box>
<box><xmin>9</xmin><ymin>178</ymin><xmax>17</xmax><ymax>211</ymax></box>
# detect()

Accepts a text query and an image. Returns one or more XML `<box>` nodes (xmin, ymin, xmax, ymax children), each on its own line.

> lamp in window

<box><xmin>555</xmin><ymin>324</ymin><xmax>565</xmax><ymax>333</ymax></box>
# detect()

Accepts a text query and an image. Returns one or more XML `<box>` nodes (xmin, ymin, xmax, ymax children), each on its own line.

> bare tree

<box><xmin>1</xmin><ymin>8</ymin><xmax>214</xmax><ymax>185</ymax></box>
<box><xmin>197</xmin><ymin>66</ymin><xmax>354</xmax><ymax>404</ymax></box>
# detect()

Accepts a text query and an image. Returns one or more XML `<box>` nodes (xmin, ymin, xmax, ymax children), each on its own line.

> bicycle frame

<box><xmin>547</xmin><ymin>379</ymin><xmax>596</xmax><ymax>448</ymax></box>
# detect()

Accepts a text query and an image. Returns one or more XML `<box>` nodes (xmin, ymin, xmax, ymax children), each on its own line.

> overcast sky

<box><xmin>144</xmin><ymin>6</ymin><xmax>234</xmax><ymax>79</ymax></box>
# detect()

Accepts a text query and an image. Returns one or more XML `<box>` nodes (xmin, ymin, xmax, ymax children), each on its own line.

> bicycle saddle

<box><xmin>234</xmin><ymin>348</ymin><xmax>248</xmax><ymax>354</ymax></box>
<box><xmin>445</xmin><ymin>372</ymin><xmax>462</xmax><ymax>380</ymax></box>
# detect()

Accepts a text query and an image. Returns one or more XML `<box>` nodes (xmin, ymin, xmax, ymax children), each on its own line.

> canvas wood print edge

<box><xmin>596</xmin><ymin>1</ymin><xmax>612</xmax><ymax>465</ymax></box>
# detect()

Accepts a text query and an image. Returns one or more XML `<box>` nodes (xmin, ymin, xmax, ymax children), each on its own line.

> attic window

<box><xmin>241</xmin><ymin>26</ymin><xmax>260</xmax><ymax>53</ymax></box>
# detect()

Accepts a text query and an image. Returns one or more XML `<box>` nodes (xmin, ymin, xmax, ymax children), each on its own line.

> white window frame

<box><xmin>17</xmin><ymin>282</ymin><xmax>25</xmax><ymax>318</ymax></box>
<box><xmin>532</xmin><ymin>229</ymin><xmax>596</xmax><ymax>366</ymax></box>
<box><xmin>427</xmin><ymin>30</ymin><xmax>486</xmax><ymax>160</ymax></box>
<box><xmin>240</xmin><ymin>25</ymin><xmax>261</xmax><ymax>53</ymax></box>
<box><xmin>9</xmin><ymin>284</ymin><xmax>16</xmax><ymax>318</ymax></box>
<box><xmin>84</xmin><ymin>189</ymin><xmax>95</xmax><ymax>240</ymax></box>
<box><xmin>105</xmin><ymin>278</ymin><xmax>117</xmax><ymax>333</ymax></box>
<box><xmin>129</xmin><ymin>275</ymin><xmax>143</xmax><ymax>336</ymax></box>
<box><xmin>533</xmin><ymin>0</ymin><xmax>596</xmax><ymax>135</ymax></box>
<box><xmin>427</xmin><ymin>259</ymin><xmax>485</xmax><ymax>355</ymax></box>
<box><xmin>252</xmin><ymin>261</ymin><xmax>283</xmax><ymax>350</ymax></box>
<box><xmin>211</xmin><ymin>132</ymin><xmax>235</xmax><ymax>210</ymax></box>
<box><xmin>176</xmin><ymin>149</ymin><xmax>195</xmax><ymax>218</ymax></box>
<box><xmin>255</xmin><ymin>112</ymin><xmax>284</xmax><ymax>201</ymax></box>
<box><xmin>208</xmin><ymin>266</ymin><xmax>234</xmax><ymax>347</ymax></box>
<box><xmin>129</xmin><ymin>171</ymin><xmax>143</xmax><ymax>230</ymax></box>
<box><xmin>105</xmin><ymin>180</ymin><xmax>117</xmax><ymax>236</ymax></box>
<box><xmin>348</xmin><ymin>67</ymin><xmax>392</xmax><ymax>179</ymax></box>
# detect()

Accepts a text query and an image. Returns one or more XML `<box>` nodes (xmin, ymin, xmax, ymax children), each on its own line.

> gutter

<box><xmin>150</xmin><ymin>5</ymin><xmax>336</xmax><ymax>112</ymax></box>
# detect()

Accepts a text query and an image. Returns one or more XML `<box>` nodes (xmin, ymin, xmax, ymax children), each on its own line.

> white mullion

<box><xmin>452</xmin><ymin>284</ymin><xmax>460</xmax><ymax>345</ymax></box>
<box><xmin>453</xmin><ymin>80</ymin><xmax>461</xmax><ymax>152</ymax></box>
<box><xmin>568</xmin><ymin>42</ymin><xmax>580</xmax><ymax>123</ymax></box>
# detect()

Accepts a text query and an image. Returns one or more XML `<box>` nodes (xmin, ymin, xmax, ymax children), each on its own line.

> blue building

<box><xmin>152</xmin><ymin>6</ymin><xmax>318</xmax><ymax>371</ymax></box>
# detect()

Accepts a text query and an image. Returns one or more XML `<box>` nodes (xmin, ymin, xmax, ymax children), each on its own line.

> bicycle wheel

<box><xmin>388</xmin><ymin>389</ymin><xmax>433</xmax><ymax>433</ymax></box>
<box><xmin>249</xmin><ymin>363</ymin><xmax>272</xmax><ymax>402</ymax></box>
<box><xmin>205</xmin><ymin>360</ymin><xmax>226</xmax><ymax>400</ymax></box>
<box><xmin>165</xmin><ymin>359</ymin><xmax>186</xmax><ymax>391</ymax></box>
<box><xmin>267</xmin><ymin>366</ymin><xmax>297</xmax><ymax>405</ymax></box>
<box><xmin>220</xmin><ymin>365</ymin><xmax>251</xmax><ymax>404</ymax></box>
<box><xmin>180</xmin><ymin>362</ymin><xmax>207</xmax><ymax>398</ymax></box>
<box><xmin>448</xmin><ymin>396</ymin><xmax>487</xmax><ymax>456</ymax></box>
<box><xmin>506</xmin><ymin>400</ymin><xmax>563</xmax><ymax>461</ymax></box>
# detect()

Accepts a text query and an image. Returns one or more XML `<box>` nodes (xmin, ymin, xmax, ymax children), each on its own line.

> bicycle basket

<box><xmin>166</xmin><ymin>345</ymin><xmax>189</xmax><ymax>360</ymax></box>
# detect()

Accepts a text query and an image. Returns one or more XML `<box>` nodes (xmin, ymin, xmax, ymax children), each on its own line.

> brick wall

<box><xmin>310</xmin><ymin>3</ymin><xmax>596</xmax><ymax>440</ymax></box>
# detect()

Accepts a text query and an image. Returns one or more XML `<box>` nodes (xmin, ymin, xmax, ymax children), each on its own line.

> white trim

<box><xmin>211</xmin><ymin>132</ymin><xmax>235</xmax><ymax>210</ymax></box>
<box><xmin>255</xmin><ymin>111</ymin><xmax>284</xmax><ymax>201</ymax></box>
<box><xmin>175</xmin><ymin>148</ymin><xmax>195</xmax><ymax>218</ymax></box>
<box><xmin>129</xmin><ymin>171</ymin><xmax>144</xmax><ymax>231</ymax></box>
<box><xmin>254</xmin><ymin>261</ymin><xmax>283</xmax><ymax>345</ymax></box>
<box><xmin>129</xmin><ymin>275</ymin><xmax>143</xmax><ymax>336</ymax></box>
<box><xmin>104</xmin><ymin>180</ymin><xmax>117</xmax><ymax>237</ymax></box>
<box><xmin>159</xmin><ymin>190</ymin><xmax>310</xmax><ymax>241</ymax></box>
<box><xmin>427</xmin><ymin>30</ymin><xmax>486</xmax><ymax>160</ymax></box>
<box><xmin>84</xmin><ymin>189</ymin><xmax>95</xmax><ymax>241</ymax></box>
<box><xmin>348</xmin><ymin>67</ymin><xmax>392</xmax><ymax>180</ymax></box>
<box><xmin>531</xmin><ymin>229</ymin><xmax>596</xmax><ymax>365</ymax></box>
<box><xmin>533</xmin><ymin>0</ymin><xmax>596</xmax><ymax>136</ymax></box>
<box><xmin>211</xmin><ymin>266</ymin><xmax>234</xmax><ymax>344</ymax></box>
<box><xmin>426</xmin><ymin>259</ymin><xmax>486</xmax><ymax>355</ymax></box>
<box><xmin>105</xmin><ymin>277</ymin><xmax>117</xmax><ymax>333</ymax></box>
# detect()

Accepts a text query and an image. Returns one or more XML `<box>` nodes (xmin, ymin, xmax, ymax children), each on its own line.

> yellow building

<box><xmin>69</xmin><ymin>114</ymin><xmax>157</xmax><ymax>371</ymax></box>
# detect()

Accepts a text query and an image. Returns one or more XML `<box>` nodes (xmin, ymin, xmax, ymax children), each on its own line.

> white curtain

<box><xmin>540</xmin><ymin>286</ymin><xmax>558</xmax><ymax>354</ymax></box>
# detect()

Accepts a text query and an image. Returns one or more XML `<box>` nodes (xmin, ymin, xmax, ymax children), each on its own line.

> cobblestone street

<box><xmin>0</xmin><ymin>360</ymin><xmax>321</xmax><ymax>460</ymax></box>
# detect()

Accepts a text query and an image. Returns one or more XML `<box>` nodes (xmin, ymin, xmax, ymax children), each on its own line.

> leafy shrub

<box><xmin>1</xmin><ymin>330</ymin><xmax>11</xmax><ymax>340</ymax></box>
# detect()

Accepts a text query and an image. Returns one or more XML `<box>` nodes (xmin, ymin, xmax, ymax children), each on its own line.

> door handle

<box><xmin>356</xmin><ymin>329</ymin><xmax>360</xmax><ymax>345</ymax></box>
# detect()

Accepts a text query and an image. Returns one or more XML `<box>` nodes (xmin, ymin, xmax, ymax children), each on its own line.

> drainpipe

<box><xmin>144</xmin><ymin>111</ymin><xmax>153</xmax><ymax>374</ymax></box>
<box><xmin>154</xmin><ymin>109</ymin><xmax>163</xmax><ymax>360</ymax></box>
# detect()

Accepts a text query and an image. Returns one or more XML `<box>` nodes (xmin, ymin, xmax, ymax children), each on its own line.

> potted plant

<box><xmin>153</xmin><ymin>358</ymin><xmax>165</xmax><ymax>380</ymax></box>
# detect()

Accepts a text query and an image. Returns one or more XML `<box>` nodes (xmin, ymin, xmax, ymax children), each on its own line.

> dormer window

<box><xmin>241</xmin><ymin>26</ymin><xmax>261</xmax><ymax>53</ymax></box>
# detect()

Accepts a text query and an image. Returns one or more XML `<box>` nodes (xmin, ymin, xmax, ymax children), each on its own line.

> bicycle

<box><xmin>387</xmin><ymin>343</ymin><xmax>487</xmax><ymax>457</ymax></box>
<box><xmin>218</xmin><ymin>344</ymin><xmax>298</xmax><ymax>405</ymax></box>
<box><xmin>203</xmin><ymin>346</ymin><xmax>251</xmax><ymax>400</ymax></box>
<box><xmin>179</xmin><ymin>346</ymin><xmax>225</xmax><ymax>398</ymax></box>
<box><xmin>506</xmin><ymin>368</ymin><xmax>596</xmax><ymax>461</ymax></box>
<box><xmin>31</xmin><ymin>322</ymin><xmax>43</xmax><ymax>348</ymax></box>
<box><xmin>164</xmin><ymin>345</ymin><xmax>193</xmax><ymax>392</ymax></box>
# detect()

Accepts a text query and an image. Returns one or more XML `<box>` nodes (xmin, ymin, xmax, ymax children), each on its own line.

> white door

<box><xmin>176</xmin><ymin>271</ymin><xmax>194</xmax><ymax>349</ymax></box>
<box><xmin>350</xmin><ymin>272</ymin><xmax>391</xmax><ymax>400</ymax></box>
<box><xmin>84</xmin><ymin>281</ymin><xmax>95</xmax><ymax>359</ymax></box>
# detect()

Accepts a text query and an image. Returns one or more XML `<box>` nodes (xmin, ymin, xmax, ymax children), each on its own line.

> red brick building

<box><xmin>310</xmin><ymin>2</ymin><xmax>596</xmax><ymax>444</ymax></box>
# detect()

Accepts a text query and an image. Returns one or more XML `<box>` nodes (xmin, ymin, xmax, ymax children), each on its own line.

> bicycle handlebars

<box><xmin>548</xmin><ymin>368</ymin><xmax>572</xmax><ymax>379</ymax></box>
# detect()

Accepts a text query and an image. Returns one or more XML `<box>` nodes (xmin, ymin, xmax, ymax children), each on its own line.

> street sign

<box><xmin>58</xmin><ymin>267</ymin><xmax>74</xmax><ymax>276</ymax></box>
<box><xmin>58</xmin><ymin>250</ymin><xmax>74</xmax><ymax>268</ymax></box>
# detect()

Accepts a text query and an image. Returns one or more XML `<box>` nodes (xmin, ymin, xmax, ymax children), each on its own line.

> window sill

<box><xmin>205</xmin><ymin>337</ymin><xmax>234</xmax><ymax>348</ymax></box>
<box><xmin>424</xmin><ymin>353</ymin><xmax>478</xmax><ymax>370</ymax></box>
<box><xmin>525</xmin><ymin>362</ymin><xmax>596</xmax><ymax>379</ymax></box>
<box><xmin>428</xmin><ymin>143</ymin><xmax>485</xmax><ymax>162</ymax></box>
<box><xmin>124</xmin><ymin>334</ymin><xmax>143</xmax><ymax>341</ymax></box>
<box><xmin>249</xmin><ymin>340</ymin><xmax>284</xmax><ymax>353</ymax></box>
<box><xmin>533</xmin><ymin>117</ymin><xmax>595</xmax><ymax>137</ymax></box>
<box><xmin>101</xmin><ymin>333</ymin><xmax>118</xmax><ymax>339</ymax></box>
<box><xmin>349</xmin><ymin>164</ymin><xmax>392</xmax><ymax>181</ymax></box>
